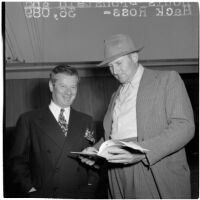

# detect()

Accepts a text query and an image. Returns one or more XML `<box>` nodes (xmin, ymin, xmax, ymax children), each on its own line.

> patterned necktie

<box><xmin>58</xmin><ymin>108</ymin><xmax>68</xmax><ymax>136</ymax></box>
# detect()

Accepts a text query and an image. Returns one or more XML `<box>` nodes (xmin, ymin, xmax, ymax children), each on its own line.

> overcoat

<box><xmin>9</xmin><ymin>107</ymin><xmax>99</xmax><ymax>198</ymax></box>
<box><xmin>100</xmin><ymin>68</ymin><xmax>195</xmax><ymax>198</ymax></box>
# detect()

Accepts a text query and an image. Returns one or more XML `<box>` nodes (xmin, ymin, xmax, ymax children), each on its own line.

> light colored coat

<box><xmin>100</xmin><ymin>68</ymin><xmax>195</xmax><ymax>198</ymax></box>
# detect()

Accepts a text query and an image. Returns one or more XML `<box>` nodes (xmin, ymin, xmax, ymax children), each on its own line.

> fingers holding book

<box><xmin>78</xmin><ymin>147</ymin><xmax>98</xmax><ymax>167</ymax></box>
<box><xmin>106</xmin><ymin>146</ymin><xmax>146</xmax><ymax>164</ymax></box>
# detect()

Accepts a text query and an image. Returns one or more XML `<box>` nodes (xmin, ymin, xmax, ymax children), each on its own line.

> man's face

<box><xmin>49</xmin><ymin>73</ymin><xmax>78</xmax><ymax>108</ymax></box>
<box><xmin>108</xmin><ymin>54</ymin><xmax>138</xmax><ymax>84</ymax></box>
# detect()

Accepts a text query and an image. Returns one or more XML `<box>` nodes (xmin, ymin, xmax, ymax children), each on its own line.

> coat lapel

<box><xmin>104</xmin><ymin>68</ymin><xmax>159</xmax><ymax>141</ymax></box>
<box><xmin>35</xmin><ymin>107</ymin><xmax>66</xmax><ymax>148</ymax></box>
<box><xmin>136</xmin><ymin>68</ymin><xmax>159</xmax><ymax>141</ymax></box>
<box><xmin>103</xmin><ymin>86</ymin><xmax>122</xmax><ymax>139</ymax></box>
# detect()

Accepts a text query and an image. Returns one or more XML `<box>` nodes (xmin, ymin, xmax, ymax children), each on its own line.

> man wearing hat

<box><xmin>81</xmin><ymin>34</ymin><xmax>194</xmax><ymax>198</ymax></box>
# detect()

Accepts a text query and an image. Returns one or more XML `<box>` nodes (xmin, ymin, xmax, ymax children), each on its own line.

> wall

<box><xmin>5</xmin><ymin>59</ymin><xmax>199</xmax><ymax>127</ymax></box>
<box><xmin>5</xmin><ymin>2</ymin><xmax>199</xmax><ymax>62</ymax></box>
<box><xmin>5</xmin><ymin>59</ymin><xmax>199</xmax><ymax>159</ymax></box>
<box><xmin>6</xmin><ymin>67</ymin><xmax>118</xmax><ymax>127</ymax></box>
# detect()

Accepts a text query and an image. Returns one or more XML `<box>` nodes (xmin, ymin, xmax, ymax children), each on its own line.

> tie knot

<box><xmin>60</xmin><ymin>108</ymin><xmax>65</xmax><ymax>114</ymax></box>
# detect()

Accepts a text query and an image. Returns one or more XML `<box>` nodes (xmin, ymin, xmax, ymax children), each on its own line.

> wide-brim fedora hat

<box><xmin>98</xmin><ymin>34</ymin><xmax>143</xmax><ymax>67</ymax></box>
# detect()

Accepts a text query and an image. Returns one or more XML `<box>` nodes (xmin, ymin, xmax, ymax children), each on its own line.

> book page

<box><xmin>70</xmin><ymin>140</ymin><xmax>149</xmax><ymax>159</ymax></box>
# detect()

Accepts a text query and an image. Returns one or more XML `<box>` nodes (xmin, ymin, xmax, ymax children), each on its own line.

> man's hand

<box><xmin>79</xmin><ymin>147</ymin><xmax>98</xmax><ymax>166</ymax></box>
<box><xmin>106</xmin><ymin>146</ymin><xmax>146</xmax><ymax>164</ymax></box>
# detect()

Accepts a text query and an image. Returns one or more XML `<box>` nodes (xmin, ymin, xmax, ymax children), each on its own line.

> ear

<box><xmin>130</xmin><ymin>53</ymin><xmax>138</xmax><ymax>63</ymax></box>
<box><xmin>49</xmin><ymin>81</ymin><xmax>53</xmax><ymax>92</ymax></box>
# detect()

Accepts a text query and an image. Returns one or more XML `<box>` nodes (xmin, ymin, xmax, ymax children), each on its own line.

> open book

<box><xmin>71</xmin><ymin>140</ymin><xmax>149</xmax><ymax>160</ymax></box>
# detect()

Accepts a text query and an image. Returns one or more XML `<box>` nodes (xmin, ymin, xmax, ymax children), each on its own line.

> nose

<box><xmin>112</xmin><ymin>64</ymin><xmax>120</xmax><ymax>75</ymax></box>
<box><xmin>64</xmin><ymin>88</ymin><xmax>72</xmax><ymax>95</ymax></box>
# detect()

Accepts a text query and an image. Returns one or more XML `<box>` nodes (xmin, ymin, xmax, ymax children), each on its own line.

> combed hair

<box><xmin>50</xmin><ymin>65</ymin><xmax>79</xmax><ymax>84</ymax></box>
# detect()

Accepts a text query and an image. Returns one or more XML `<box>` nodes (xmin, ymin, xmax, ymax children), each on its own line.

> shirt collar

<box><xmin>50</xmin><ymin>100</ymin><xmax>70</xmax><ymax>112</ymax></box>
<box><xmin>49</xmin><ymin>100</ymin><xmax>70</xmax><ymax>122</ymax></box>
<box><xmin>128</xmin><ymin>64</ymin><xmax>144</xmax><ymax>87</ymax></box>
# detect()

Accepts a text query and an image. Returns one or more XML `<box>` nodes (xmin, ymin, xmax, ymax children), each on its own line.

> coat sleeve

<box><xmin>141</xmin><ymin>71</ymin><xmax>195</xmax><ymax>166</ymax></box>
<box><xmin>8</xmin><ymin>114</ymin><xmax>33</xmax><ymax>192</ymax></box>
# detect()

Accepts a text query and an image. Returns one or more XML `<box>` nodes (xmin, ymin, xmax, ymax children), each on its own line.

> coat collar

<box><xmin>136</xmin><ymin>68</ymin><xmax>159</xmax><ymax>141</ymax></box>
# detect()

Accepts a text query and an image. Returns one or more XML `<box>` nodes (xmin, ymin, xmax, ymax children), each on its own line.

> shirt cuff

<box><xmin>28</xmin><ymin>187</ymin><xmax>37</xmax><ymax>193</ymax></box>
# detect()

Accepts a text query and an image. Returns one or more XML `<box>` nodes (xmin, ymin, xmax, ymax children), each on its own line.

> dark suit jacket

<box><xmin>8</xmin><ymin>106</ymin><xmax>99</xmax><ymax>198</ymax></box>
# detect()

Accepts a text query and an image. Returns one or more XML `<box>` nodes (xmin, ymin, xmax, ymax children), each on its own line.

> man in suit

<box><xmin>81</xmin><ymin>34</ymin><xmax>195</xmax><ymax>198</ymax></box>
<box><xmin>8</xmin><ymin>65</ymin><xmax>99</xmax><ymax>198</ymax></box>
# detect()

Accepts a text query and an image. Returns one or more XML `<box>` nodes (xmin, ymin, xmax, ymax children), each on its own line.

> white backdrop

<box><xmin>5</xmin><ymin>2</ymin><xmax>199</xmax><ymax>63</ymax></box>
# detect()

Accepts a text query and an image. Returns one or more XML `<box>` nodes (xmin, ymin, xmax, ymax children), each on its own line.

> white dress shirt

<box><xmin>111</xmin><ymin>65</ymin><xmax>144</xmax><ymax>140</ymax></box>
<box><xmin>49</xmin><ymin>100</ymin><xmax>70</xmax><ymax>123</ymax></box>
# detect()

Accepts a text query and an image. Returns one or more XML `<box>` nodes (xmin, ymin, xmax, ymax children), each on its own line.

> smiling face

<box><xmin>49</xmin><ymin>73</ymin><xmax>78</xmax><ymax>108</ymax></box>
<box><xmin>108</xmin><ymin>53</ymin><xmax>139</xmax><ymax>84</ymax></box>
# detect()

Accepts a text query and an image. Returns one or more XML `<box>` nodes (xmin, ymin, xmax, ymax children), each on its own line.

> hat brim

<box><xmin>97</xmin><ymin>47</ymin><xmax>143</xmax><ymax>67</ymax></box>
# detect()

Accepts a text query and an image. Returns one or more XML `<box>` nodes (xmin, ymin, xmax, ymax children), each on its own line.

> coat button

<box><xmin>55</xmin><ymin>167</ymin><xmax>60</xmax><ymax>172</ymax></box>
<box><xmin>47</xmin><ymin>149</ymin><xmax>51</xmax><ymax>154</ymax></box>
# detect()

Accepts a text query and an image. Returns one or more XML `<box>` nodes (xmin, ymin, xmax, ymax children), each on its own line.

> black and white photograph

<box><xmin>3</xmin><ymin>1</ymin><xmax>199</xmax><ymax>199</ymax></box>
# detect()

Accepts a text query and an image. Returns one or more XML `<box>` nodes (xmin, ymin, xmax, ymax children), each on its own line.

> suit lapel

<box><xmin>35</xmin><ymin>107</ymin><xmax>66</xmax><ymax>148</ymax></box>
<box><xmin>136</xmin><ymin>68</ymin><xmax>159</xmax><ymax>141</ymax></box>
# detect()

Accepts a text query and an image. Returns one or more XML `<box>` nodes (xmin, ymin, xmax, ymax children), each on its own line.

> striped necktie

<box><xmin>58</xmin><ymin>108</ymin><xmax>68</xmax><ymax>136</ymax></box>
